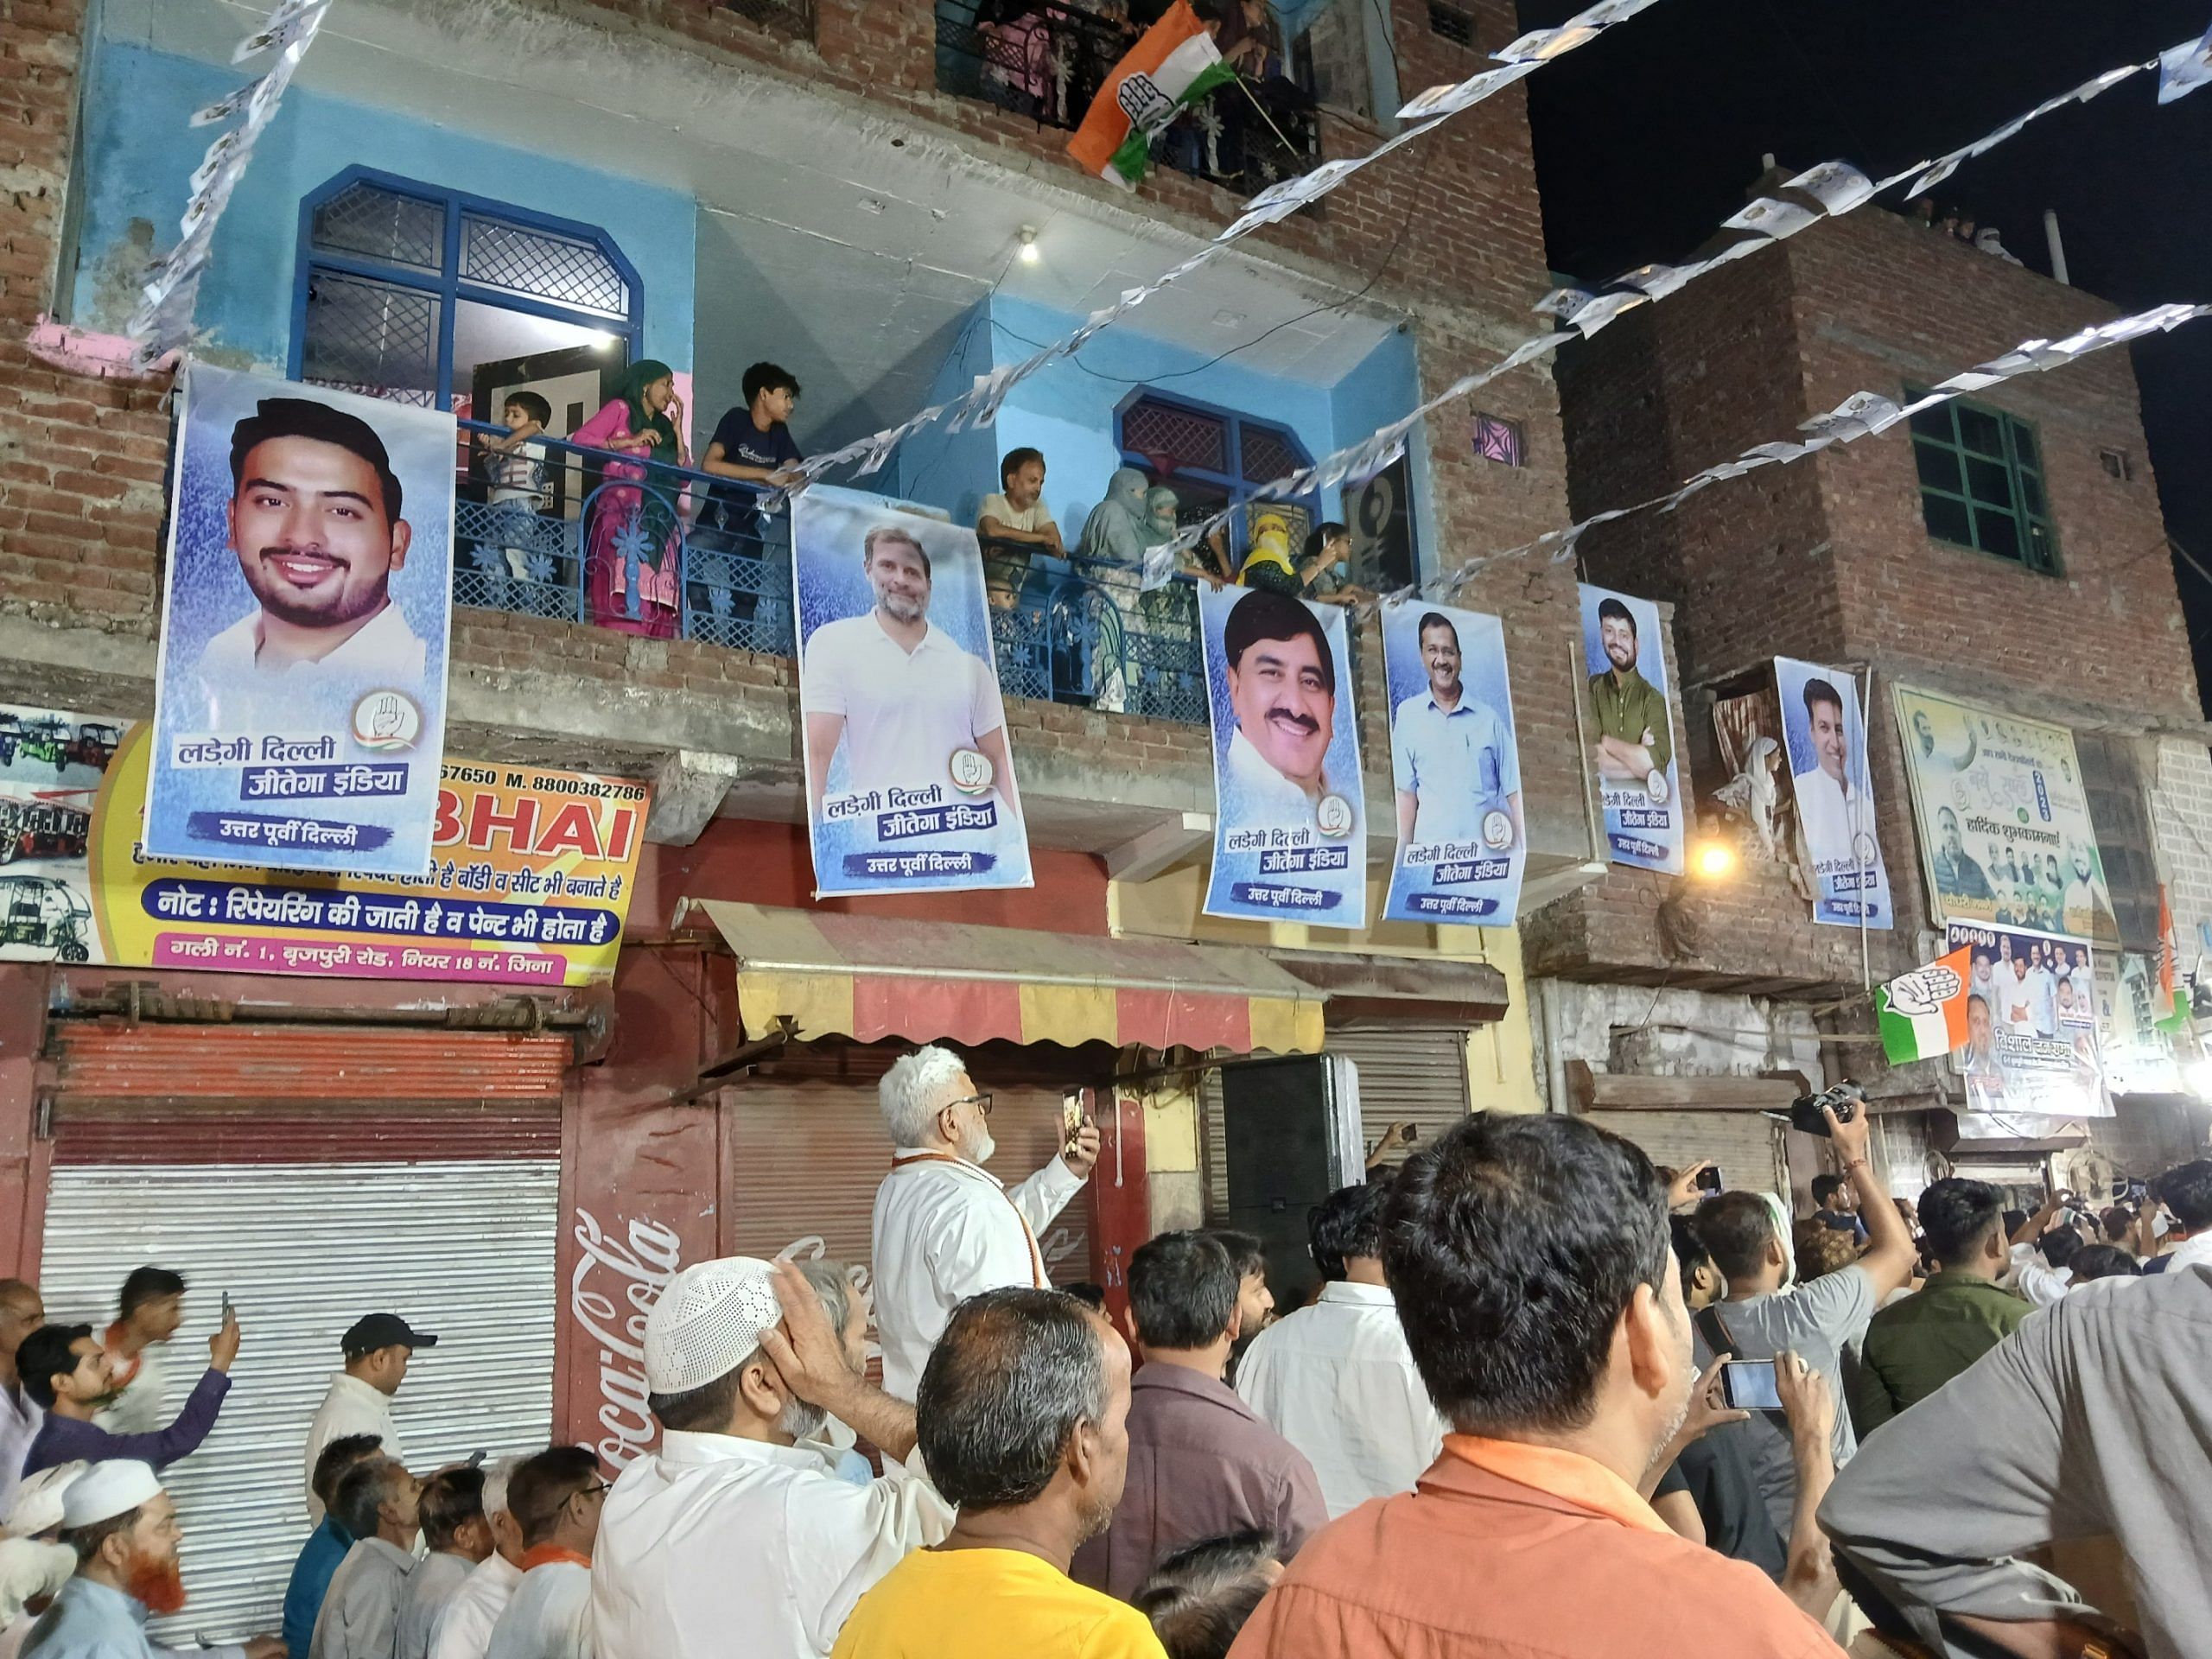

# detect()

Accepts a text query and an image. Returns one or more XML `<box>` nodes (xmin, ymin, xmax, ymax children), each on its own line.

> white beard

<box><xmin>959</xmin><ymin>1122</ymin><xmax>996</xmax><ymax>1166</ymax></box>
<box><xmin>779</xmin><ymin>1397</ymin><xmax>829</xmax><ymax>1441</ymax></box>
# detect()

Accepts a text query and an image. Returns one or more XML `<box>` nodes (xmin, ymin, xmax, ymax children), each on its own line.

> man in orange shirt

<box><xmin>1229</xmin><ymin>1112</ymin><xmax>1843</xmax><ymax>1659</ymax></box>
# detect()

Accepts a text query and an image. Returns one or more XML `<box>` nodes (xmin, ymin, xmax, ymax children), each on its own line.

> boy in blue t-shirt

<box><xmin>697</xmin><ymin>361</ymin><xmax>804</xmax><ymax>626</ymax></box>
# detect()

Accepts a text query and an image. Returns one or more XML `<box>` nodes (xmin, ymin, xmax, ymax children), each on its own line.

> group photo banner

<box><xmin>1893</xmin><ymin>686</ymin><xmax>2116</xmax><ymax>945</ymax></box>
<box><xmin>1950</xmin><ymin>918</ymin><xmax>2112</xmax><ymax>1132</ymax></box>
<box><xmin>146</xmin><ymin>361</ymin><xmax>456</xmax><ymax>875</ymax></box>
<box><xmin>85</xmin><ymin>725</ymin><xmax>645</xmax><ymax>985</ymax></box>
<box><xmin>1774</xmin><ymin>658</ymin><xmax>1893</xmax><ymax>930</ymax></box>
<box><xmin>793</xmin><ymin>485</ymin><xmax>1034</xmax><ymax>897</ymax></box>
<box><xmin>1199</xmin><ymin>585</ymin><xmax>1366</xmax><ymax>927</ymax></box>
<box><xmin>1578</xmin><ymin>584</ymin><xmax>1683</xmax><ymax>874</ymax></box>
<box><xmin>1381</xmin><ymin>601</ymin><xmax>1524</xmax><ymax>924</ymax></box>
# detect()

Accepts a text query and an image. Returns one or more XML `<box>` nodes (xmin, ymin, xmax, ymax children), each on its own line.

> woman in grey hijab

<box><xmin>1077</xmin><ymin>467</ymin><xmax>1154</xmax><ymax>567</ymax></box>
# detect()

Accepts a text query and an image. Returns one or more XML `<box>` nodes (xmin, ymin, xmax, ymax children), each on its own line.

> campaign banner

<box><xmin>88</xmin><ymin>724</ymin><xmax>645</xmax><ymax>985</ymax></box>
<box><xmin>1578</xmin><ymin>584</ymin><xmax>1683</xmax><ymax>874</ymax></box>
<box><xmin>0</xmin><ymin>702</ymin><xmax>120</xmax><ymax>963</ymax></box>
<box><xmin>1380</xmin><ymin>601</ymin><xmax>1523</xmax><ymax>924</ymax></box>
<box><xmin>793</xmin><ymin>485</ymin><xmax>1033</xmax><ymax>896</ymax></box>
<box><xmin>146</xmin><ymin>362</ymin><xmax>455</xmax><ymax>875</ymax></box>
<box><xmin>1199</xmin><ymin>584</ymin><xmax>1366</xmax><ymax>927</ymax></box>
<box><xmin>1773</xmin><ymin>658</ymin><xmax>1892</xmax><ymax>930</ymax></box>
<box><xmin>1950</xmin><ymin>919</ymin><xmax>2112</xmax><ymax>1131</ymax></box>
<box><xmin>2094</xmin><ymin>950</ymin><xmax>2184</xmax><ymax>1095</ymax></box>
<box><xmin>1893</xmin><ymin>686</ymin><xmax>2115</xmax><ymax>945</ymax></box>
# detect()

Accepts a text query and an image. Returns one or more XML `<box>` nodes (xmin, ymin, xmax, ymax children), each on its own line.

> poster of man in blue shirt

<box><xmin>1382</xmin><ymin>601</ymin><xmax>1526</xmax><ymax>923</ymax></box>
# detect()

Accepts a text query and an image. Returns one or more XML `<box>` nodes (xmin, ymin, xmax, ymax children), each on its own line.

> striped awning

<box><xmin>677</xmin><ymin>900</ymin><xmax>1325</xmax><ymax>1054</ymax></box>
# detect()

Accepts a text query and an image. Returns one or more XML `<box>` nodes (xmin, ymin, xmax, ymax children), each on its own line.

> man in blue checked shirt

<box><xmin>1391</xmin><ymin>613</ymin><xmax>1522</xmax><ymax>852</ymax></box>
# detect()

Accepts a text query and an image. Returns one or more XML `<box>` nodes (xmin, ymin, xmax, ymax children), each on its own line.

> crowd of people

<box><xmin>3</xmin><ymin>1049</ymin><xmax>2208</xmax><ymax>1659</ymax></box>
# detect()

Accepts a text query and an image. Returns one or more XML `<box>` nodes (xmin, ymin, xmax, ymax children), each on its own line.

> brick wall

<box><xmin>1548</xmin><ymin>198</ymin><xmax>2198</xmax><ymax>997</ymax></box>
<box><xmin>0</xmin><ymin>0</ymin><xmax>1592</xmax><ymax>858</ymax></box>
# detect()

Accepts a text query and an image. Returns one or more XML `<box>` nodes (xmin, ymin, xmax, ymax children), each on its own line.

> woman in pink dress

<box><xmin>573</xmin><ymin>359</ymin><xmax>688</xmax><ymax>637</ymax></box>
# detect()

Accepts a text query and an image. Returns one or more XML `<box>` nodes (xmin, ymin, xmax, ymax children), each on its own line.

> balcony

<box><xmin>452</xmin><ymin>420</ymin><xmax>1208</xmax><ymax>724</ymax></box>
<box><xmin>931</xmin><ymin>1</ymin><xmax>1320</xmax><ymax>196</ymax></box>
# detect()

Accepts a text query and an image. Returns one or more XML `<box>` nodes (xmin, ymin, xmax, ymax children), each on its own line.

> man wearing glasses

<box><xmin>869</xmin><ymin>1046</ymin><xmax>1102</xmax><ymax>1402</ymax></box>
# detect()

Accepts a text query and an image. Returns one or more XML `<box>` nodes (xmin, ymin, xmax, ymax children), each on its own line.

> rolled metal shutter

<box><xmin>1580</xmin><ymin>1110</ymin><xmax>1788</xmax><ymax>1198</ymax></box>
<box><xmin>39</xmin><ymin>1104</ymin><xmax>561</xmax><ymax>1643</ymax></box>
<box><xmin>1201</xmin><ymin>1028</ymin><xmax>1471</xmax><ymax>1219</ymax></box>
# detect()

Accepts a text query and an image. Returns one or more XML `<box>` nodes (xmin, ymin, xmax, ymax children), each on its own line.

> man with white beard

<box><xmin>800</xmin><ymin>524</ymin><xmax>1022</xmax><ymax>819</ymax></box>
<box><xmin>870</xmin><ymin>1046</ymin><xmax>1099</xmax><ymax>1402</ymax></box>
<box><xmin>589</xmin><ymin>1257</ymin><xmax>951</xmax><ymax>1659</ymax></box>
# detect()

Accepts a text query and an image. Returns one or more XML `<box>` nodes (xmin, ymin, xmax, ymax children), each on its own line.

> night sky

<box><xmin>1517</xmin><ymin>1</ymin><xmax>2212</xmax><ymax>709</ymax></box>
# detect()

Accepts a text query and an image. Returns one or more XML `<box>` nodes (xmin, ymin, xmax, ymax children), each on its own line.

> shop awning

<box><xmin>677</xmin><ymin>900</ymin><xmax>1325</xmax><ymax>1054</ymax></box>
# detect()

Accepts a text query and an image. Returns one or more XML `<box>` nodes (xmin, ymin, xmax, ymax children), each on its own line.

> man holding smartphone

<box><xmin>1691</xmin><ymin>1100</ymin><xmax>1917</xmax><ymax>1540</ymax></box>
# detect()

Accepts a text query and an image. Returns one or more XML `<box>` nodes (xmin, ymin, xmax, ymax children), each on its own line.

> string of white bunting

<box><xmin>782</xmin><ymin>0</ymin><xmax>1674</xmax><ymax>489</ymax></box>
<box><xmin>126</xmin><ymin>0</ymin><xmax>336</xmax><ymax>366</ymax></box>
<box><xmin>1135</xmin><ymin>18</ymin><xmax>2212</xmax><ymax>594</ymax></box>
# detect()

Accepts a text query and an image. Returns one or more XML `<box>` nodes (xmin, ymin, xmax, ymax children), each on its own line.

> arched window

<box><xmin>1114</xmin><ymin>390</ymin><xmax>1320</xmax><ymax>554</ymax></box>
<box><xmin>290</xmin><ymin>168</ymin><xmax>642</xmax><ymax>418</ymax></box>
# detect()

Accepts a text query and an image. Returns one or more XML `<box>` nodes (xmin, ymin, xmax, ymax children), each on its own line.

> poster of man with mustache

<box><xmin>146</xmin><ymin>363</ymin><xmax>454</xmax><ymax>875</ymax></box>
<box><xmin>793</xmin><ymin>484</ymin><xmax>1033</xmax><ymax>896</ymax></box>
<box><xmin>1198</xmin><ymin>584</ymin><xmax>1367</xmax><ymax>927</ymax></box>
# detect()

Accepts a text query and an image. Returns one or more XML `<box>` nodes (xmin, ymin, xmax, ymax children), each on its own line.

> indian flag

<box><xmin>1875</xmin><ymin>944</ymin><xmax>1973</xmax><ymax>1065</ymax></box>
<box><xmin>1068</xmin><ymin>0</ymin><xmax>1238</xmax><ymax>188</ymax></box>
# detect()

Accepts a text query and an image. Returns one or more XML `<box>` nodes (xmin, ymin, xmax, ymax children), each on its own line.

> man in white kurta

<box><xmin>303</xmin><ymin>1314</ymin><xmax>435</xmax><ymax>1523</ymax></box>
<box><xmin>427</xmin><ymin>1458</ymin><xmax>525</xmax><ymax>1659</ymax></box>
<box><xmin>592</xmin><ymin>1256</ymin><xmax>953</xmax><ymax>1659</ymax></box>
<box><xmin>869</xmin><ymin>1046</ymin><xmax>1098</xmax><ymax>1401</ymax></box>
<box><xmin>482</xmin><ymin>1448</ymin><xmax>601</xmax><ymax>1659</ymax></box>
<box><xmin>1234</xmin><ymin>1184</ymin><xmax>1444</xmax><ymax>1519</ymax></box>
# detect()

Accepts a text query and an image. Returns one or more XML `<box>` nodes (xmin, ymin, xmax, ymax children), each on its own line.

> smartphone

<box><xmin>1694</xmin><ymin>1165</ymin><xmax>1724</xmax><ymax>1197</ymax></box>
<box><xmin>1061</xmin><ymin>1093</ymin><xmax>1086</xmax><ymax>1150</ymax></box>
<box><xmin>1719</xmin><ymin>1360</ymin><xmax>1783</xmax><ymax>1412</ymax></box>
<box><xmin>220</xmin><ymin>1290</ymin><xmax>232</xmax><ymax>1319</ymax></box>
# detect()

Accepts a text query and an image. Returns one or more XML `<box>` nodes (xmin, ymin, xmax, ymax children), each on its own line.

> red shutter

<box><xmin>48</xmin><ymin>1023</ymin><xmax>567</xmax><ymax>1163</ymax></box>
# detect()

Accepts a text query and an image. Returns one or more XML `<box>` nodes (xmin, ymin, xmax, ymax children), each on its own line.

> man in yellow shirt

<box><xmin>830</xmin><ymin>1287</ymin><xmax>1166</xmax><ymax>1659</ymax></box>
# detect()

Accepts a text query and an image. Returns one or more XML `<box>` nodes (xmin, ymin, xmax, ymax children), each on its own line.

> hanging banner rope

<box><xmin>779</xmin><ymin>0</ymin><xmax>1672</xmax><ymax>493</ymax></box>
<box><xmin>125</xmin><ymin>0</ymin><xmax>335</xmax><ymax>366</ymax></box>
<box><xmin>1149</xmin><ymin>22</ymin><xmax>2212</xmax><ymax>582</ymax></box>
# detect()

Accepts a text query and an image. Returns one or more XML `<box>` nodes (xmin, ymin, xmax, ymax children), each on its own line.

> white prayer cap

<box><xmin>4</xmin><ymin>1462</ymin><xmax>86</xmax><ymax>1537</ymax></box>
<box><xmin>644</xmin><ymin>1256</ymin><xmax>783</xmax><ymax>1394</ymax></box>
<box><xmin>60</xmin><ymin>1460</ymin><xmax>162</xmax><ymax>1529</ymax></box>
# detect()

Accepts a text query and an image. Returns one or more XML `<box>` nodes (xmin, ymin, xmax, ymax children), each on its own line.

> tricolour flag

<box><xmin>1875</xmin><ymin>944</ymin><xmax>1973</xmax><ymax>1065</ymax></box>
<box><xmin>2156</xmin><ymin>886</ymin><xmax>2191</xmax><ymax>1031</ymax></box>
<box><xmin>1067</xmin><ymin>0</ymin><xmax>1237</xmax><ymax>188</ymax></box>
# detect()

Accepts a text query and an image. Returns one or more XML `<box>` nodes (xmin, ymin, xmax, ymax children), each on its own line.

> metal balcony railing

<box><xmin>715</xmin><ymin>0</ymin><xmax>815</xmax><ymax>43</ymax></box>
<box><xmin>932</xmin><ymin>1</ymin><xmax>1319</xmax><ymax>195</ymax></box>
<box><xmin>452</xmin><ymin>420</ymin><xmax>1208</xmax><ymax>725</ymax></box>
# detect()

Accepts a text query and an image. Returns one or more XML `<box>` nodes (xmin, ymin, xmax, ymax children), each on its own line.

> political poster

<box><xmin>1380</xmin><ymin>601</ymin><xmax>1523</xmax><ymax>924</ymax></box>
<box><xmin>1893</xmin><ymin>686</ymin><xmax>2116</xmax><ymax>945</ymax></box>
<box><xmin>793</xmin><ymin>484</ymin><xmax>1033</xmax><ymax>897</ymax></box>
<box><xmin>2094</xmin><ymin>950</ymin><xmax>2184</xmax><ymax>1095</ymax></box>
<box><xmin>1199</xmin><ymin>584</ymin><xmax>1366</xmax><ymax>927</ymax></box>
<box><xmin>146</xmin><ymin>362</ymin><xmax>455</xmax><ymax>874</ymax></box>
<box><xmin>86</xmin><ymin>724</ymin><xmax>645</xmax><ymax>985</ymax></box>
<box><xmin>1578</xmin><ymin>584</ymin><xmax>1684</xmax><ymax>874</ymax></box>
<box><xmin>0</xmin><ymin>702</ymin><xmax>119</xmax><ymax>963</ymax></box>
<box><xmin>1950</xmin><ymin>919</ymin><xmax>2113</xmax><ymax>1131</ymax></box>
<box><xmin>1773</xmin><ymin>658</ymin><xmax>1892</xmax><ymax>930</ymax></box>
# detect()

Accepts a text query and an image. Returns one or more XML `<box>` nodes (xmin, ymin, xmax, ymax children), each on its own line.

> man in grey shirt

<box><xmin>313</xmin><ymin>1459</ymin><xmax>422</xmax><ymax>1659</ymax></box>
<box><xmin>1821</xmin><ymin>1267</ymin><xmax>2211</xmax><ymax>1659</ymax></box>
<box><xmin>1692</xmin><ymin>1099</ymin><xmax>1917</xmax><ymax>1535</ymax></box>
<box><xmin>397</xmin><ymin>1466</ymin><xmax>492</xmax><ymax>1659</ymax></box>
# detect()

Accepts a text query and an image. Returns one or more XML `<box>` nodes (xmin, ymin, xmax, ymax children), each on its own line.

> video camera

<box><xmin>1763</xmin><ymin>1079</ymin><xmax>1864</xmax><ymax>1138</ymax></box>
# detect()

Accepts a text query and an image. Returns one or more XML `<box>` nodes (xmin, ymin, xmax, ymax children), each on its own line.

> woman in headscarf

<box><xmin>572</xmin><ymin>359</ymin><xmax>689</xmax><ymax>637</ymax></box>
<box><xmin>1077</xmin><ymin>467</ymin><xmax>1154</xmax><ymax>568</ymax></box>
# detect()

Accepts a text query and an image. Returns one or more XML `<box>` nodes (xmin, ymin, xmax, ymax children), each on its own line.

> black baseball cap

<box><xmin>342</xmin><ymin>1313</ymin><xmax>438</xmax><ymax>1359</ymax></box>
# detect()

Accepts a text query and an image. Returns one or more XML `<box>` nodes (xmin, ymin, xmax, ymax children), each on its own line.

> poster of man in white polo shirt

<box><xmin>1774</xmin><ymin>656</ymin><xmax>1892</xmax><ymax>930</ymax></box>
<box><xmin>1381</xmin><ymin>601</ymin><xmax>1524</xmax><ymax>924</ymax></box>
<box><xmin>794</xmin><ymin>485</ymin><xmax>1033</xmax><ymax>895</ymax></box>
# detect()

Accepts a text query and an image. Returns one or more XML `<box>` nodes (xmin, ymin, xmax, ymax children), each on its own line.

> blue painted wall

<box><xmin>899</xmin><ymin>293</ymin><xmax>1424</xmax><ymax>574</ymax></box>
<box><xmin>70</xmin><ymin>40</ymin><xmax>696</xmax><ymax>373</ymax></box>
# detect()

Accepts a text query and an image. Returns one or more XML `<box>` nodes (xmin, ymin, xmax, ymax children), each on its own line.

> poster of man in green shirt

<box><xmin>1579</xmin><ymin>585</ymin><xmax>1684</xmax><ymax>874</ymax></box>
